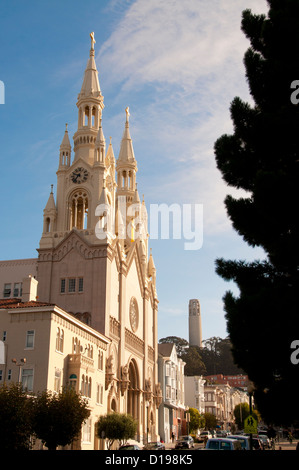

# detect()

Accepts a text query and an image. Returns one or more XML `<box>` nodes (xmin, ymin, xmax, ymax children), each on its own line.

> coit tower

<box><xmin>188</xmin><ymin>299</ymin><xmax>202</xmax><ymax>348</ymax></box>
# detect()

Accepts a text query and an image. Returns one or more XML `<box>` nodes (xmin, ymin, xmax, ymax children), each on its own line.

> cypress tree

<box><xmin>214</xmin><ymin>0</ymin><xmax>299</xmax><ymax>425</ymax></box>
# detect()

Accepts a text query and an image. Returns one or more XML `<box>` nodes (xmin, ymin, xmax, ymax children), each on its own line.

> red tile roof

<box><xmin>0</xmin><ymin>298</ymin><xmax>55</xmax><ymax>309</ymax></box>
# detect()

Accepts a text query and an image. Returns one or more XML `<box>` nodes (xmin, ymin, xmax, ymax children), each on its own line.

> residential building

<box><xmin>158</xmin><ymin>343</ymin><xmax>186</xmax><ymax>443</ymax></box>
<box><xmin>184</xmin><ymin>375</ymin><xmax>206</xmax><ymax>415</ymax></box>
<box><xmin>204</xmin><ymin>381</ymin><xmax>250</xmax><ymax>430</ymax></box>
<box><xmin>0</xmin><ymin>276</ymin><xmax>110</xmax><ymax>449</ymax></box>
<box><xmin>205</xmin><ymin>373</ymin><xmax>248</xmax><ymax>390</ymax></box>
<box><xmin>0</xmin><ymin>259</ymin><xmax>37</xmax><ymax>299</ymax></box>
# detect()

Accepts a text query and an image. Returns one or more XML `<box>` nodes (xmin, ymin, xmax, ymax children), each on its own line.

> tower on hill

<box><xmin>188</xmin><ymin>299</ymin><xmax>202</xmax><ymax>348</ymax></box>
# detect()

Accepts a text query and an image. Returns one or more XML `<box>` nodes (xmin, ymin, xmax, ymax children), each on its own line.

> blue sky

<box><xmin>0</xmin><ymin>0</ymin><xmax>268</xmax><ymax>342</ymax></box>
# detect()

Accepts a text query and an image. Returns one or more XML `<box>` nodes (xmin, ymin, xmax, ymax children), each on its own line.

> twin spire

<box><xmin>56</xmin><ymin>32</ymin><xmax>138</xmax><ymax>201</ymax></box>
<box><xmin>79</xmin><ymin>32</ymin><xmax>101</xmax><ymax>99</ymax></box>
<box><xmin>59</xmin><ymin>32</ymin><xmax>136</xmax><ymax>173</ymax></box>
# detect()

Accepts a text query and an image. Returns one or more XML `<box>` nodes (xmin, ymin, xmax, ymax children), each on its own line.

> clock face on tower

<box><xmin>71</xmin><ymin>167</ymin><xmax>88</xmax><ymax>184</ymax></box>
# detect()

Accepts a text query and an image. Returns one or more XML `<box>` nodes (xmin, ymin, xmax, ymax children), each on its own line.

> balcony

<box><xmin>68</xmin><ymin>354</ymin><xmax>95</xmax><ymax>373</ymax></box>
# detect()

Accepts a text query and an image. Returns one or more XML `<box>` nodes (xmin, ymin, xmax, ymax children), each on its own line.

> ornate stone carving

<box><xmin>154</xmin><ymin>383</ymin><xmax>163</xmax><ymax>407</ymax></box>
<box><xmin>129</xmin><ymin>297</ymin><xmax>139</xmax><ymax>333</ymax></box>
<box><xmin>120</xmin><ymin>364</ymin><xmax>129</xmax><ymax>396</ymax></box>
<box><xmin>105</xmin><ymin>354</ymin><xmax>115</xmax><ymax>389</ymax></box>
<box><xmin>144</xmin><ymin>377</ymin><xmax>152</xmax><ymax>401</ymax></box>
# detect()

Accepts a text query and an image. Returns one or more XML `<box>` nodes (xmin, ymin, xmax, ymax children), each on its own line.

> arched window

<box><xmin>69</xmin><ymin>191</ymin><xmax>89</xmax><ymax>230</ymax></box>
<box><xmin>98</xmin><ymin>350</ymin><xmax>104</xmax><ymax>370</ymax></box>
<box><xmin>69</xmin><ymin>374</ymin><xmax>77</xmax><ymax>390</ymax></box>
<box><xmin>73</xmin><ymin>337</ymin><xmax>80</xmax><ymax>354</ymax></box>
<box><xmin>45</xmin><ymin>217</ymin><xmax>51</xmax><ymax>233</ymax></box>
<box><xmin>56</xmin><ymin>328</ymin><xmax>64</xmax><ymax>352</ymax></box>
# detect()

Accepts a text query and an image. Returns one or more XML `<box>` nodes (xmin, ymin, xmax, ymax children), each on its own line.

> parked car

<box><xmin>199</xmin><ymin>431</ymin><xmax>212</xmax><ymax>442</ymax></box>
<box><xmin>205</xmin><ymin>438</ymin><xmax>242</xmax><ymax>451</ymax></box>
<box><xmin>258</xmin><ymin>434</ymin><xmax>271</xmax><ymax>449</ymax></box>
<box><xmin>175</xmin><ymin>435</ymin><xmax>195</xmax><ymax>449</ymax></box>
<box><xmin>244</xmin><ymin>434</ymin><xmax>264</xmax><ymax>450</ymax></box>
<box><xmin>143</xmin><ymin>441</ymin><xmax>165</xmax><ymax>450</ymax></box>
<box><xmin>252</xmin><ymin>437</ymin><xmax>263</xmax><ymax>450</ymax></box>
<box><xmin>216</xmin><ymin>430</ymin><xmax>228</xmax><ymax>438</ymax></box>
<box><xmin>119</xmin><ymin>444</ymin><xmax>141</xmax><ymax>450</ymax></box>
<box><xmin>229</xmin><ymin>435</ymin><xmax>251</xmax><ymax>450</ymax></box>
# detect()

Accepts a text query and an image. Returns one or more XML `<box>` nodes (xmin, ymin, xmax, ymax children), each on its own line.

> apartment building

<box><xmin>0</xmin><ymin>276</ymin><xmax>110</xmax><ymax>450</ymax></box>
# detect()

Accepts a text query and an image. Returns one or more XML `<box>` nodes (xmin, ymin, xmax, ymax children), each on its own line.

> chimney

<box><xmin>22</xmin><ymin>275</ymin><xmax>38</xmax><ymax>302</ymax></box>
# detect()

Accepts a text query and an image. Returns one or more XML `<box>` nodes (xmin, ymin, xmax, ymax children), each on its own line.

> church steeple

<box><xmin>58</xmin><ymin>123</ymin><xmax>71</xmax><ymax>169</ymax></box>
<box><xmin>79</xmin><ymin>32</ymin><xmax>102</xmax><ymax>99</ymax></box>
<box><xmin>116</xmin><ymin>107</ymin><xmax>138</xmax><ymax>204</ymax></box>
<box><xmin>94</xmin><ymin>119</ymin><xmax>106</xmax><ymax>166</ymax></box>
<box><xmin>42</xmin><ymin>185</ymin><xmax>57</xmax><ymax>235</ymax></box>
<box><xmin>73</xmin><ymin>32</ymin><xmax>104</xmax><ymax>165</ymax></box>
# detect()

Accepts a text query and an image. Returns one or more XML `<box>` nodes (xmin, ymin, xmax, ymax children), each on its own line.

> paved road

<box><xmin>164</xmin><ymin>439</ymin><xmax>298</xmax><ymax>451</ymax></box>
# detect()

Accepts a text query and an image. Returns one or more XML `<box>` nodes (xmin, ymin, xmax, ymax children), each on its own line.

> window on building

<box><xmin>0</xmin><ymin>369</ymin><xmax>2</xmax><ymax>381</ymax></box>
<box><xmin>3</xmin><ymin>283</ymin><xmax>11</xmax><ymax>298</ymax></box>
<box><xmin>7</xmin><ymin>369</ymin><xmax>12</xmax><ymax>381</ymax></box>
<box><xmin>69</xmin><ymin>374</ymin><xmax>77</xmax><ymax>390</ymax></box>
<box><xmin>68</xmin><ymin>278</ymin><xmax>76</xmax><ymax>293</ymax></box>
<box><xmin>97</xmin><ymin>384</ymin><xmax>103</xmax><ymax>405</ymax></box>
<box><xmin>81</xmin><ymin>374</ymin><xmax>92</xmax><ymax>398</ymax></box>
<box><xmin>166</xmin><ymin>385</ymin><xmax>171</xmax><ymax>399</ymax></box>
<box><xmin>82</xmin><ymin>418</ymin><xmax>92</xmax><ymax>443</ymax></box>
<box><xmin>54</xmin><ymin>369</ymin><xmax>61</xmax><ymax>392</ymax></box>
<box><xmin>13</xmin><ymin>283</ymin><xmax>22</xmax><ymax>297</ymax></box>
<box><xmin>60</xmin><ymin>279</ymin><xmax>66</xmax><ymax>293</ymax></box>
<box><xmin>73</xmin><ymin>337</ymin><xmax>80</xmax><ymax>354</ymax></box>
<box><xmin>56</xmin><ymin>328</ymin><xmax>64</xmax><ymax>352</ymax></box>
<box><xmin>22</xmin><ymin>369</ymin><xmax>34</xmax><ymax>391</ymax></box>
<box><xmin>25</xmin><ymin>330</ymin><xmax>35</xmax><ymax>349</ymax></box>
<box><xmin>2</xmin><ymin>331</ymin><xmax>6</xmax><ymax>342</ymax></box>
<box><xmin>98</xmin><ymin>350</ymin><xmax>104</xmax><ymax>370</ymax></box>
<box><xmin>78</xmin><ymin>278</ymin><xmax>84</xmax><ymax>292</ymax></box>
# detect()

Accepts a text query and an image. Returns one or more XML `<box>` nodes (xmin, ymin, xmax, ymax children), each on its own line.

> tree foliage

<box><xmin>159</xmin><ymin>335</ymin><xmax>242</xmax><ymax>376</ymax></box>
<box><xmin>0</xmin><ymin>383</ymin><xmax>34</xmax><ymax>450</ymax></box>
<box><xmin>181</xmin><ymin>346</ymin><xmax>206</xmax><ymax>376</ymax></box>
<box><xmin>159</xmin><ymin>336</ymin><xmax>189</xmax><ymax>356</ymax></box>
<box><xmin>96</xmin><ymin>413</ymin><xmax>137</xmax><ymax>450</ymax></box>
<box><xmin>203</xmin><ymin>412</ymin><xmax>217</xmax><ymax>430</ymax></box>
<box><xmin>32</xmin><ymin>387</ymin><xmax>90</xmax><ymax>450</ymax></box>
<box><xmin>189</xmin><ymin>407</ymin><xmax>205</xmax><ymax>433</ymax></box>
<box><xmin>233</xmin><ymin>403</ymin><xmax>259</xmax><ymax>430</ymax></box>
<box><xmin>214</xmin><ymin>0</ymin><xmax>299</xmax><ymax>425</ymax></box>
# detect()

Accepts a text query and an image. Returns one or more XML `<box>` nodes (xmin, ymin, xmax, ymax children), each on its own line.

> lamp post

<box><xmin>185</xmin><ymin>407</ymin><xmax>190</xmax><ymax>436</ymax></box>
<box><xmin>247</xmin><ymin>381</ymin><xmax>255</xmax><ymax>451</ymax></box>
<box><xmin>146</xmin><ymin>401</ymin><xmax>149</xmax><ymax>444</ymax></box>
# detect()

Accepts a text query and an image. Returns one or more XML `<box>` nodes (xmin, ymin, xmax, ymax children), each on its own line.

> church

<box><xmin>0</xmin><ymin>33</ymin><xmax>161</xmax><ymax>447</ymax></box>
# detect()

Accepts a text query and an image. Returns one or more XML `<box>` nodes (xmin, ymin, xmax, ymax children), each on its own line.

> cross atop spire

<box><xmin>125</xmin><ymin>106</ymin><xmax>130</xmax><ymax>124</ymax></box>
<box><xmin>90</xmin><ymin>32</ymin><xmax>96</xmax><ymax>50</ymax></box>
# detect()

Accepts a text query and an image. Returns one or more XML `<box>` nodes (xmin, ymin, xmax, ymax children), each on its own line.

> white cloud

<box><xmin>97</xmin><ymin>0</ymin><xmax>268</xmax><ymax>235</ymax></box>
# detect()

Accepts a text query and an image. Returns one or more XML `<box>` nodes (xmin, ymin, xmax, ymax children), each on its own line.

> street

<box><xmin>164</xmin><ymin>438</ymin><xmax>298</xmax><ymax>451</ymax></box>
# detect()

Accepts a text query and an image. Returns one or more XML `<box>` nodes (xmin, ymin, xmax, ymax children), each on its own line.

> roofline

<box><xmin>2</xmin><ymin>303</ymin><xmax>110</xmax><ymax>345</ymax></box>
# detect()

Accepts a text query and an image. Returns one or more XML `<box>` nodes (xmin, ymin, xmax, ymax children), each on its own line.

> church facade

<box><xmin>1</xmin><ymin>33</ymin><xmax>161</xmax><ymax>445</ymax></box>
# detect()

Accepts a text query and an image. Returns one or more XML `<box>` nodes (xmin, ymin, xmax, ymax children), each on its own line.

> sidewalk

<box><xmin>275</xmin><ymin>440</ymin><xmax>297</xmax><ymax>451</ymax></box>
